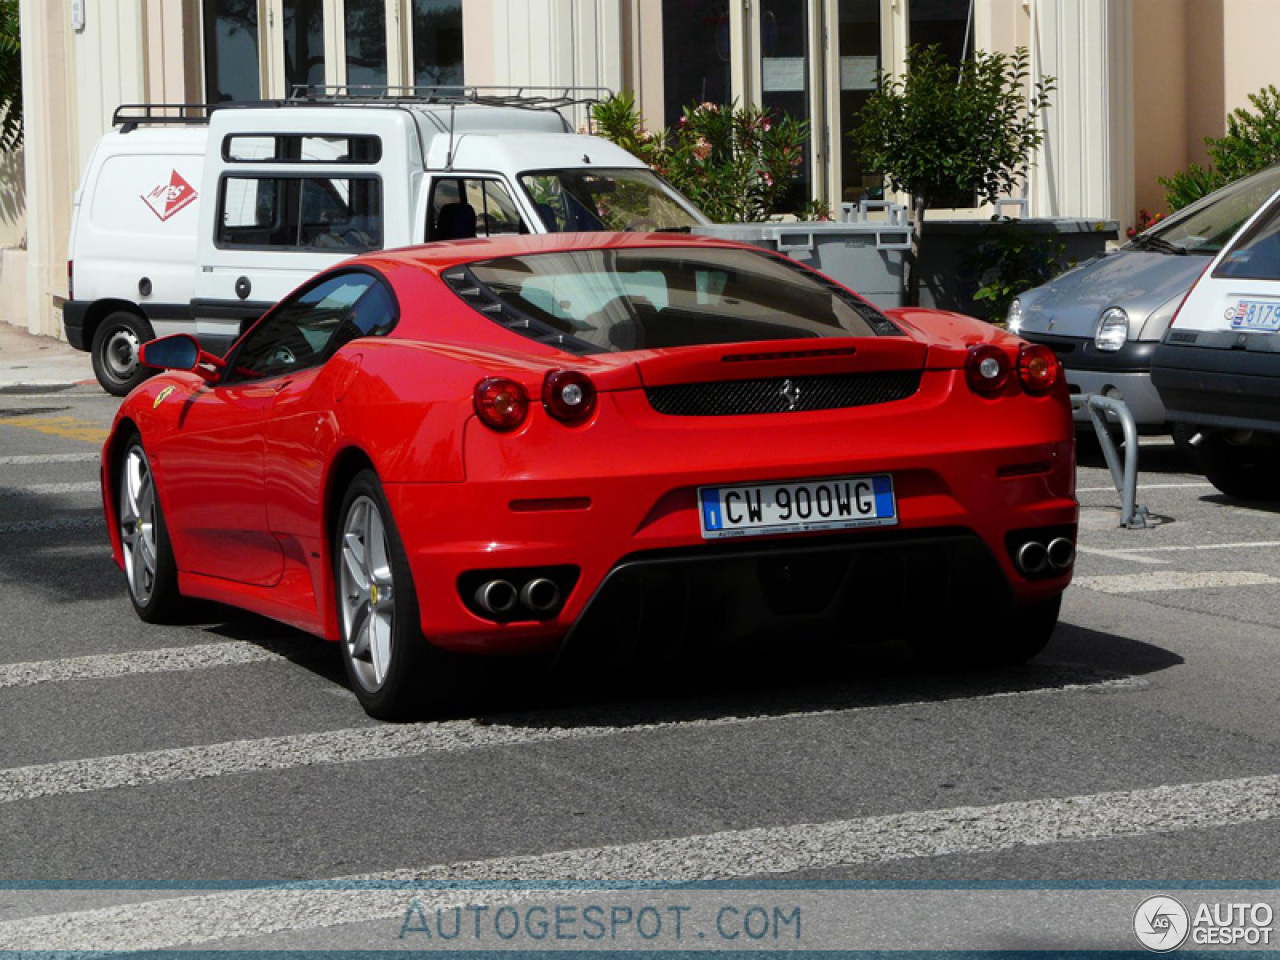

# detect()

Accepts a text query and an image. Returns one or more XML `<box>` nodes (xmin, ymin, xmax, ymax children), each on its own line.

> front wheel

<box><xmin>335</xmin><ymin>470</ymin><xmax>463</xmax><ymax>720</ymax></box>
<box><xmin>91</xmin><ymin>312</ymin><xmax>155</xmax><ymax>397</ymax></box>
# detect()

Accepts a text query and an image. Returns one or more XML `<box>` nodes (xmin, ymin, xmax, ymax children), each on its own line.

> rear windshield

<box><xmin>447</xmin><ymin>246</ymin><xmax>900</xmax><ymax>355</ymax></box>
<box><xmin>1214</xmin><ymin>194</ymin><xmax>1280</xmax><ymax>280</ymax></box>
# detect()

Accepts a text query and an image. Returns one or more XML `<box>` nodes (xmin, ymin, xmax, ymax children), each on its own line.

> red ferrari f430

<box><xmin>103</xmin><ymin>234</ymin><xmax>1077</xmax><ymax>718</ymax></box>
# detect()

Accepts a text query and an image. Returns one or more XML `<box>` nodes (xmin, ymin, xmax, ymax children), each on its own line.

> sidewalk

<box><xmin>0</xmin><ymin>323</ymin><xmax>96</xmax><ymax>392</ymax></box>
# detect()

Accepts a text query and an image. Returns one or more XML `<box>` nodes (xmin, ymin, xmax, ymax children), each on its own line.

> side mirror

<box><xmin>139</xmin><ymin>334</ymin><xmax>225</xmax><ymax>382</ymax></box>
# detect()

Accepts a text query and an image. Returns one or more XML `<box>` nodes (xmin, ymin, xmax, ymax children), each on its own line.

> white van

<box><xmin>65</xmin><ymin>92</ymin><xmax>708</xmax><ymax>394</ymax></box>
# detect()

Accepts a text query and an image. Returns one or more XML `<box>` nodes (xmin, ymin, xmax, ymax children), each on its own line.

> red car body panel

<box><xmin>102</xmin><ymin>233</ymin><xmax>1076</xmax><ymax>657</ymax></box>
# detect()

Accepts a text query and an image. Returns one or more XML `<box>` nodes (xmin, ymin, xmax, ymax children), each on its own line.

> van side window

<box><xmin>428</xmin><ymin>177</ymin><xmax>526</xmax><ymax>241</ymax></box>
<box><xmin>217</xmin><ymin>175</ymin><xmax>383</xmax><ymax>251</ymax></box>
<box><xmin>225</xmin><ymin>271</ymin><xmax>397</xmax><ymax>383</ymax></box>
<box><xmin>223</xmin><ymin>134</ymin><xmax>383</xmax><ymax>164</ymax></box>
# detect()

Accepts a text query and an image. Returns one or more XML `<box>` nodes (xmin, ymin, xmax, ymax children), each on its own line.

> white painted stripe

<box><xmin>0</xmin><ymin>516</ymin><xmax>99</xmax><ymax>535</ymax></box>
<box><xmin>1074</xmin><ymin>545</ymin><xmax>1168</xmax><ymax>565</ymax></box>
<box><xmin>0</xmin><ymin>674</ymin><xmax>1142</xmax><ymax>805</ymax></box>
<box><xmin>1074</xmin><ymin>570</ymin><xmax>1280</xmax><ymax>594</ymax></box>
<box><xmin>0</xmin><ymin>481</ymin><xmax>98</xmax><ymax>498</ymax></box>
<box><xmin>0</xmin><ymin>453</ymin><xmax>99</xmax><ymax>465</ymax></box>
<box><xmin>4</xmin><ymin>772</ymin><xmax>1280</xmax><ymax>952</ymax></box>
<box><xmin>1078</xmin><ymin>539</ymin><xmax>1280</xmax><ymax>566</ymax></box>
<box><xmin>0</xmin><ymin>641</ymin><xmax>283</xmax><ymax>689</ymax></box>
<box><xmin>1077</xmin><ymin>481</ymin><xmax>1212</xmax><ymax>492</ymax></box>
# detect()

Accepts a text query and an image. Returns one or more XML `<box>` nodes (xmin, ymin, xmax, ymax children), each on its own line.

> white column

<box><xmin>1028</xmin><ymin>0</ymin><xmax>1133</xmax><ymax>221</ymax></box>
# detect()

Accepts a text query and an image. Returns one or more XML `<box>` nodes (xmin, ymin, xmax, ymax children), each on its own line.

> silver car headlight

<box><xmin>1095</xmin><ymin>307</ymin><xmax>1130</xmax><ymax>351</ymax></box>
<box><xmin>1007</xmin><ymin>298</ymin><xmax>1024</xmax><ymax>334</ymax></box>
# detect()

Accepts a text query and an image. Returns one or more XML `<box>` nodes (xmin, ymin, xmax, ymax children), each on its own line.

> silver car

<box><xmin>1010</xmin><ymin>164</ymin><xmax>1280</xmax><ymax>429</ymax></box>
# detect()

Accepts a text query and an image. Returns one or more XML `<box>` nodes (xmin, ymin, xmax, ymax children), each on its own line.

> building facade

<box><xmin>8</xmin><ymin>0</ymin><xmax>1273</xmax><ymax>338</ymax></box>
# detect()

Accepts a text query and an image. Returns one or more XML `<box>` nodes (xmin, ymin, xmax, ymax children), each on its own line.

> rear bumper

<box><xmin>1153</xmin><ymin>341</ymin><xmax>1280</xmax><ymax>432</ymax></box>
<box><xmin>62</xmin><ymin>300</ymin><xmax>89</xmax><ymax>351</ymax></box>
<box><xmin>383</xmin><ymin>421</ymin><xmax>1077</xmax><ymax>657</ymax></box>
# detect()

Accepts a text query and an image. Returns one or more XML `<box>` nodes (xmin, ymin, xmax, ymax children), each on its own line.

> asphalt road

<box><xmin>2</xmin><ymin>387</ymin><xmax>1280</xmax><ymax>954</ymax></box>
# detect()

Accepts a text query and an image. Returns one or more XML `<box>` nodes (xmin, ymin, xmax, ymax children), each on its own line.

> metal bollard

<box><xmin>1072</xmin><ymin>393</ymin><xmax>1149</xmax><ymax>529</ymax></box>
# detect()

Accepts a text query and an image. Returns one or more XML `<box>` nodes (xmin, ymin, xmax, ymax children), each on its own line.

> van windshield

<box><xmin>519</xmin><ymin>169</ymin><xmax>706</xmax><ymax>233</ymax></box>
<box><xmin>1141</xmin><ymin>165</ymin><xmax>1280</xmax><ymax>255</ymax></box>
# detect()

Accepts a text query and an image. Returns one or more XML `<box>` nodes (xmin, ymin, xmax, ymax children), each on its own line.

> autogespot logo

<box><xmin>1134</xmin><ymin>895</ymin><xmax>1191</xmax><ymax>952</ymax></box>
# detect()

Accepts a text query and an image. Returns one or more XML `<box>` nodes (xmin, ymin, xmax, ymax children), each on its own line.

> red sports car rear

<box><xmin>102</xmin><ymin>234</ymin><xmax>1076</xmax><ymax>719</ymax></box>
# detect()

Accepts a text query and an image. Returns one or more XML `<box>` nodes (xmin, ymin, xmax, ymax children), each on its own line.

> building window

<box><xmin>412</xmin><ymin>0</ymin><xmax>464</xmax><ymax>87</ymax></box>
<box><xmin>204</xmin><ymin>0</ymin><xmax>261</xmax><ymax>103</ymax></box>
<box><xmin>908</xmin><ymin>0</ymin><xmax>974</xmax><ymax>65</ymax></box>
<box><xmin>284</xmin><ymin>0</ymin><xmax>326</xmax><ymax>93</ymax></box>
<box><xmin>661</xmin><ymin>0</ymin><xmax>732</xmax><ymax>127</ymax></box>
<box><xmin>838</xmin><ymin>0</ymin><xmax>882</xmax><ymax>202</ymax></box>
<box><xmin>345</xmin><ymin>0</ymin><xmax>388</xmax><ymax>89</ymax></box>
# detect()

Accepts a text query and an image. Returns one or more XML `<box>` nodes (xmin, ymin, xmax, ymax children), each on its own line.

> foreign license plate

<box><xmin>1230</xmin><ymin>299</ymin><xmax>1280</xmax><ymax>332</ymax></box>
<box><xmin>698</xmin><ymin>474</ymin><xmax>897</xmax><ymax>539</ymax></box>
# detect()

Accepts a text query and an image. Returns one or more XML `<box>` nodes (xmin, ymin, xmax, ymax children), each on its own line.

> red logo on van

<box><xmin>142</xmin><ymin>170</ymin><xmax>198</xmax><ymax>222</ymax></box>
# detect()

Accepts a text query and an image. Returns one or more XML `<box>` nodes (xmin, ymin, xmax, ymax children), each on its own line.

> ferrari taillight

<box><xmin>1018</xmin><ymin>344</ymin><xmax>1060</xmax><ymax>395</ymax></box>
<box><xmin>473</xmin><ymin>377</ymin><xmax>529</xmax><ymax>431</ymax></box>
<box><xmin>965</xmin><ymin>344</ymin><xmax>1013</xmax><ymax>397</ymax></box>
<box><xmin>542</xmin><ymin>369</ymin><xmax>597</xmax><ymax>423</ymax></box>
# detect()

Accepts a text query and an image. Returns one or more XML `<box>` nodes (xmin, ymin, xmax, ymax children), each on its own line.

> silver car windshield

<box><xmin>519</xmin><ymin>168</ymin><xmax>706</xmax><ymax>233</ymax></box>
<box><xmin>1144</xmin><ymin>165</ymin><xmax>1280</xmax><ymax>254</ymax></box>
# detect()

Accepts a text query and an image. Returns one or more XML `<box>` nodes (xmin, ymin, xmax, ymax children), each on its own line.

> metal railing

<box><xmin>1074</xmin><ymin>393</ymin><xmax>1148</xmax><ymax>529</ymax></box>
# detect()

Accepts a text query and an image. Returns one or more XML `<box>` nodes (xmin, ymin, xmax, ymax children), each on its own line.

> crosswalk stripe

<box><xmin>3</xmin><ymin>771</ymin><xmax>1280</xmax><ymax>951</ymax></box>
<box><xmin>0</xmin><ymin>641</ymin><xmax>283</xmax><ymax>689</ymax></box>
<box><xmin>1075</xmin><ymin>571</ymin><xmax>1280</xmax><ymax>594</ymax></box>
<box><xmin>0</xmin><ymin>453</ymin><xmax>99</xmax><ymax>465</ymax></box>
<box><xmin>0</xmin><ymin>670</ymin><xmax>1142</xmax><ymax>806</ymax></box>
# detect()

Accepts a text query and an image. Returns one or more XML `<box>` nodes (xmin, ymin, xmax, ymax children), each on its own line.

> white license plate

<box><xmin>698</xmin><ymin>474</ymin><xmax>897</xmax><ymax>539</ymax></box>
<box><xmin>1230</xmin><ymin>299</ymin><xmax>1280</xmax><ymax>332</ymax></box>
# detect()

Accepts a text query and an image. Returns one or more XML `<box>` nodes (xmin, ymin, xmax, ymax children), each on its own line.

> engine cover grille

<box><xmin>645</xmin><ymin>370</ymin><xmax>922</xmax><ymax>416</ymax></box>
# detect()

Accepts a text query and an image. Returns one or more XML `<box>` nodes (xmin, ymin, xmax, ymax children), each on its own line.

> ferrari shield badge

<box><xmin>153</xmin><ymin>386</ymin><xmax>175</xmax><ymax>409</ymax></box>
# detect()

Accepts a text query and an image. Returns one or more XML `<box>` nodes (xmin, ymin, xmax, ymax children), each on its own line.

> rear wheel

<box><xmin>118</xmin><ymin>438</ymin><xmax>180</xmax><ymax>622</ymax></box>
<box><xmin>904</xmin><ymin>594</ymin><xmax>1061</xmax><ymax>668</ymax></box>
<box><xmin>335</xmin><ymin>470</ymin><xmax>463</xmax><ymax>720</ymax></box>
<box><xmin>91</xmin><ymin>311</ymin><xmax>154</xmax><ymax>397</ymax></box>
<box><xmin>1194</xmin><ymin>433</ymin><xmax>1280</xmax><ymax>501</ymax></box>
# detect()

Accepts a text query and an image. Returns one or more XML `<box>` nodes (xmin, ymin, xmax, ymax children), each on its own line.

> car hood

<box><xmin>1017</xmin><ymin>248</ymin><xmax>1209</xmax><ymax>338</ymax></box>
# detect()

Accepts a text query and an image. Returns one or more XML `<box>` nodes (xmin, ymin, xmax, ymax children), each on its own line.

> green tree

<box><xmin>0</xmin><ymin>0</ymin><xmax>21</xmax><ymax>151</ymax></box>
<box><xmin>849</xmin><ymin>45</ymin><xmax>1054</xmax><ymax>305</ymax></box>
<box><xmin>1160</xmin><ymin>85</ymin><xmax>1280</xmax><ymax>211</ymax></box>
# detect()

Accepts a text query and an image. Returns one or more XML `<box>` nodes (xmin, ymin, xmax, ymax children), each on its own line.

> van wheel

<box><xmin>1195</xmin><ymin>433</ymin><xmax>1280</xmax><ymax>501</ymax></box>
<box><xmin>91</xmin><ymin>312</ymin><xmax>154</xmax><ymax>397</ymax></box>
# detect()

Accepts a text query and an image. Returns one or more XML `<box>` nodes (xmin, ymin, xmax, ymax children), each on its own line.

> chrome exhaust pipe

<box><xmin>520</xmin><ymin>577</ymin><xmax>561</xmax><ymax>614</ymax></box>
<box><xmin>474</xmin><ymin>579</ymin><xmax>518</xmax><ymax>616</ymax></box>
<box><xmin>1016</xmin><ymin>541</ymin><xmax>1049</xmax><ymax>576</ymax></box>
<box><xmin>1047</xmin><ymin>537</ymin><xmax>1076</xmax><ymax>570</ymax></box>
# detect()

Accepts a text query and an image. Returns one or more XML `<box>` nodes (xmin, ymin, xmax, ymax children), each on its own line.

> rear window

<box><xmin>445</xmin><ymin>246</ymin><xmax>899</xmax><ymax>354</ymax></box>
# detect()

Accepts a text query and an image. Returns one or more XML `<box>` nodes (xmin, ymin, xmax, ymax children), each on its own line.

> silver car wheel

<box><xmin>339</xmin><ymin>494</ymin><xmax>396</xmax><ymax>691</ymax></box>
<box><xmin>119</xmin><ymin>444</ymin><xmax>158</xmax><ymax>606</ymax></box>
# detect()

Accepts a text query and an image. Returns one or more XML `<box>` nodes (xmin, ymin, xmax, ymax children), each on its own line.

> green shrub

<box><xmin>591</xmin><ymin>92</ymin><xmax>808</xmax><ymax>223</ymax></box>
<box><xmin>1160</xmin><ymin>85</ymin><xmax>1280</xmax><ymax>210</ymax></box>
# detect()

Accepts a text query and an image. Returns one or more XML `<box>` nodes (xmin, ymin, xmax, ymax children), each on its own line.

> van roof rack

<box><xmin>112</xmin><ymin>86</ymin><xmax>614</xmax><ymax>134</ymax></box>
<box><xmin>112</xmin><ymin>103</ymin><xmax>215</xmax><ymax>133</ymax></box>
<box><xmin>286</xmin><ymin>85</ymin><xmax>612</xmax><ymax>111</ymax></box>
